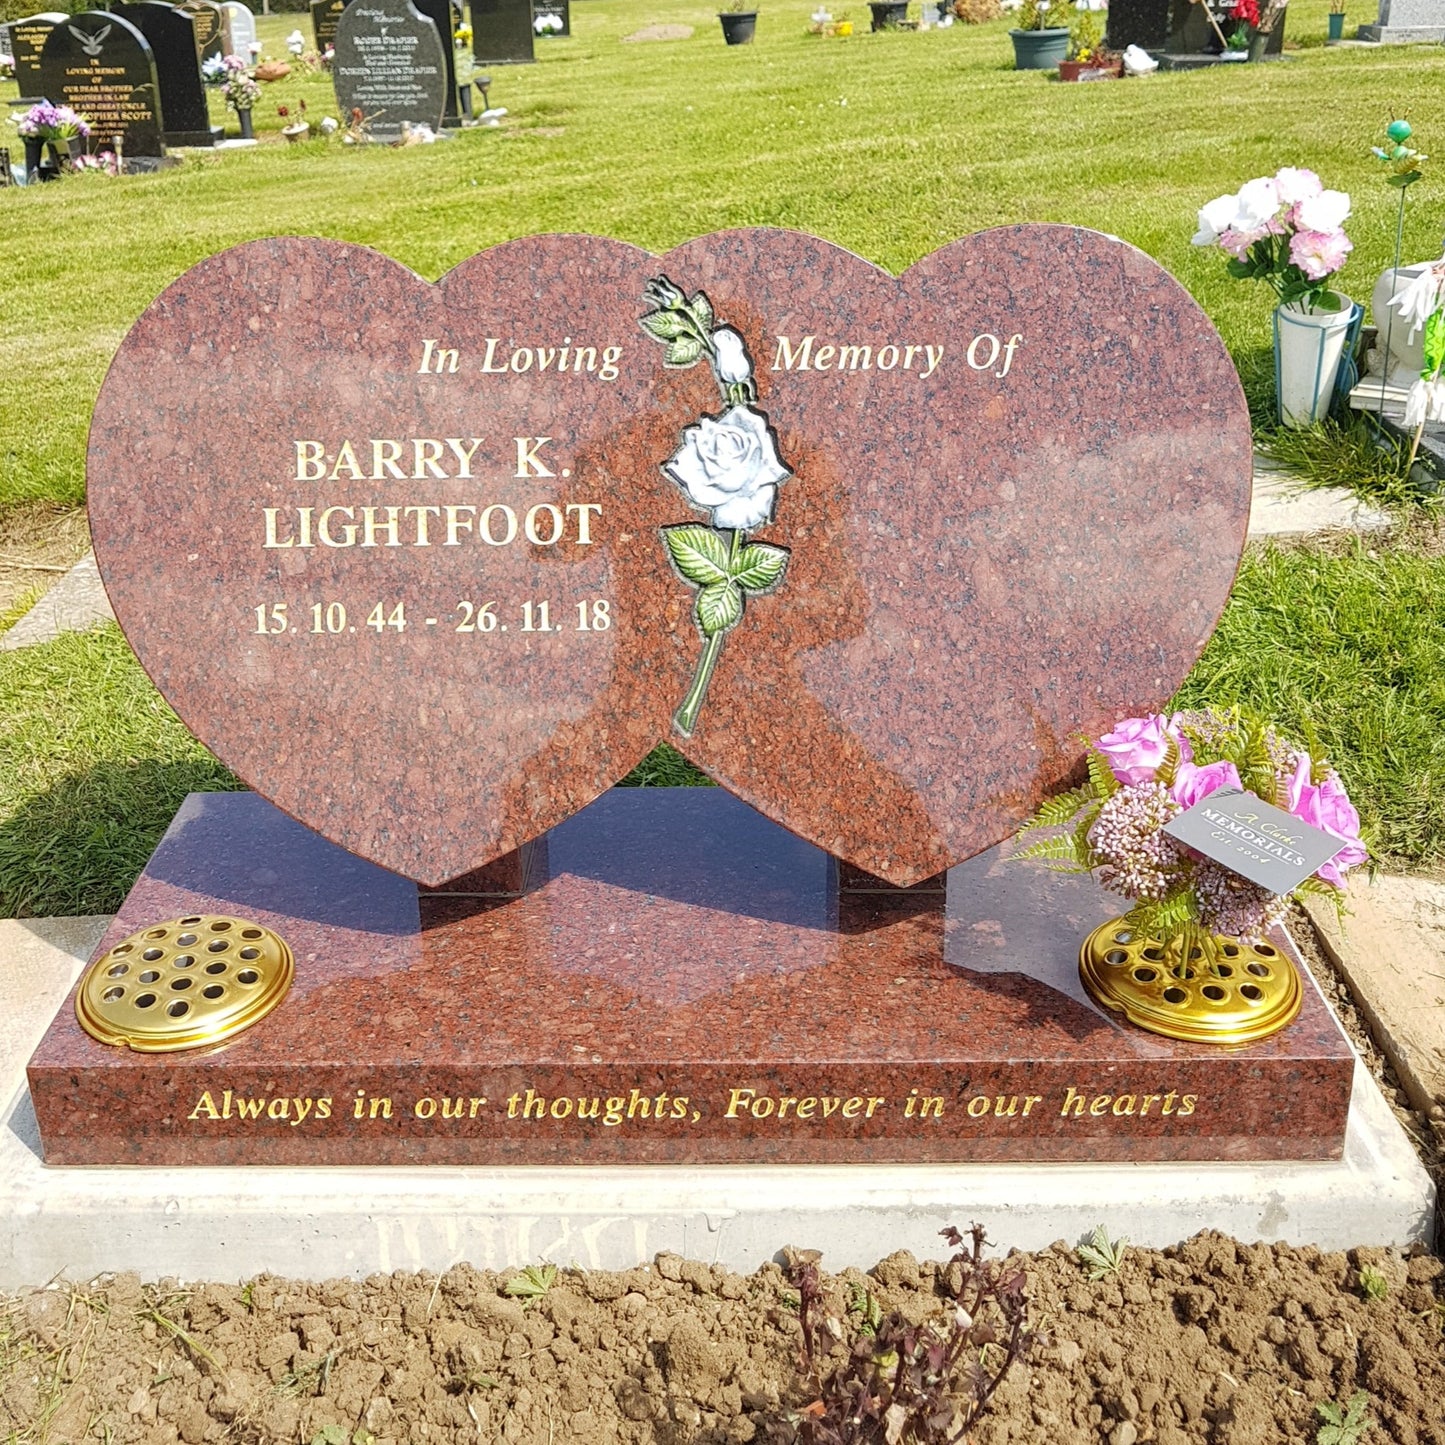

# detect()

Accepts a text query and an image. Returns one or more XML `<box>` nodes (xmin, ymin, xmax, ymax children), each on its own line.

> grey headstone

<box><xmin>38</xmin><ymin>11</ymin><xmax>167</xmax><ymax>163</ymax></box>
<box><xmin>3</xmin><ymin>12</ymin><xmax>67</xmax><ymax>101</ymax></box>
<box><xmin>472</xmin><ymin>0</ymin><xmax>534</xmax><ymax>63</ymax></box>
<box><xmin>1358</xmin><ymin>0</ymin><xmax>1445</xmax><ymax>39</ymax></box>
<box><xmin>223</xmin><ymin>1</ymin><xmax>257</xmax><ymax>55</ymax></box>
<box><xmin>332</xmin><ymin>0</ymin><xmax>447</xmax><ymax>137</ymax></box>
<box><xmin>112</xmin><ymin>1</ymin><xmax>219</xmax><ymax>147</ymax></box>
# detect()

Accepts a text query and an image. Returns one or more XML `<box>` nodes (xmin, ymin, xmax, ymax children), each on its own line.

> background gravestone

<box><xmin>223</xmin><ymin>0</ymin><xmax>257</xmax><ymax>55</ymax></box>
<box><xmin>113</xmin><ymin>1</ymin><xmax>220</xmax><ymax>147</ymax></box>
<box><xmin>410</xmin><ymin>0</ymin><xmax>459</xmax><ymax>122</ymax></box>
<box><xmin>310</xmin><ymin>0</ymin><xmax>350</xmax><ymax>51</ymax></box>
<box><xmin>332</xmin><ymin>0</ymin><xmax>447</xmax><ymax>137</ymax></box>
<box><xmin>1107</xmin><ymin>0</ymin><xmax>1285</xmax><ymax>54</ymax></box>
<box><xmin>4</xmin><ymin>11</ymin><xmax>66</xmax><ymax>100</ymax></box>
<box><xmin>532</xmin><ymin>0</ymin><xmax>570</xmax><ymax>36</ymax></box>
<box><xmin>1358</xmin><ymin>0</ymin><xmax>1445</xmax><ymax>40</ymax></box>
<box><xmin>176</xmin><ymin>0</ymin><xmax>231</xmax><ymax>64</ymax></box>
<box><xmin>471</xmin><ymin>0</ymin><xmax>534</xmax><ymax>63</ymax></box>
<box><xmin>38</xmin><ymin>11</ymin><xmax>166</xmax><ymax>165</ymax></box>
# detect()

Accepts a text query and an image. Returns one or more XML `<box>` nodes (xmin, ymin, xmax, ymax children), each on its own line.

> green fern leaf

<box><xmin>1086</xmin><ymin>749</ymin><xmax>1120</xmax><ymax>799</ymax></box>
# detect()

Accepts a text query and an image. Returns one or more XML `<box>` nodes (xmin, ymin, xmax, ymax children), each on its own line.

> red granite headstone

<box><xmin>87</xmin><ymin>227</ymin><xmax>1252</xmax><ymax>887</ymax></box>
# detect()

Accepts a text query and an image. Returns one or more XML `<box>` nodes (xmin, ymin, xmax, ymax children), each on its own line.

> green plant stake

<box><xmin>1372</xmin><ymin>118</ymin><xmax>1427</xmax><ymax>414</ymax></box>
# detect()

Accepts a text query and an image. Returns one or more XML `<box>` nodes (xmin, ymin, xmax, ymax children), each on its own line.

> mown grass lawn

<box><xmin>4</xmin><ymin>0</ymin><xmax>1445</xmax><ymax>914</ymax></box>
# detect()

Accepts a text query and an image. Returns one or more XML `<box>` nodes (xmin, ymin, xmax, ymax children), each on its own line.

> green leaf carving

<box><xmin>687</xmin><ymin>292</ymin><xmax>714</xmax><ymax>334</ymax></box>
<box><xmin>641</xmin><ymin>310</ymin><xmax>689</xmax><ymax>341</ymax></box>
<box><xmin>666</xmin><ymin>335</ymin><xmax>705</xmax><ymax>368</ymax></box>
<box><xmin>664</xmin><ymin>525</ymin><xmax>730</xmax><ymax>586</ymax></box>
<box><xmin>730</xmin><ymin>542</ymin><xmax>788</xmax><ymax>591</ymax></box>
<box><xmin>696</xmin><ymin>580</ymin><xmax>743</xmax><ymax>635</ymax></box>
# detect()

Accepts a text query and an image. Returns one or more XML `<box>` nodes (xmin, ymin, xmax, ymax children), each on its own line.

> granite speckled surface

<box><xmin>28</xmin><ymin>791</ymin><xmax>1352</xmax><ymax>1166</ymax></box>
<box><xmin>87</xmin><ymin>228</ymin><xmax>1251</xmax><ymax>887</ymax></box>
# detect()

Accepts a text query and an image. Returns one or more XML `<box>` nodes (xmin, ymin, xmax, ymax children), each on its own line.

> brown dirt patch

<box><xmin>0</xmin><ymin>503</ymin><xmax>90</xmax><ymax>624</ymax></box>
<box><xmin>0</xmin><ymin>1239</ymin><xmax>1440</xmax><ymax>1445</ymax></box>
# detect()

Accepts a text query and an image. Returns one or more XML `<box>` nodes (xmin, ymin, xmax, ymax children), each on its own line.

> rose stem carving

<box><xmin>640</xmin><ymin>276</ymin><xmax>792</xmax><ymax>737</ymax></box>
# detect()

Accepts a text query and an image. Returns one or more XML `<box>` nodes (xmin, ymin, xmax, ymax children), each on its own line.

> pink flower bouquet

<box><xmin>1192</xmin><ymin>168</ymin><xmax>1352</xmax><ymax>314</ymax></box>
<box><xmin>1016</xmin><ymin>707</ymin><xmax>1366</xmax><ymax>950</ymax></box>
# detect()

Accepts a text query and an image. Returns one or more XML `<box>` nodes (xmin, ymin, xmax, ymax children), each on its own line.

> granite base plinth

<box><xmin>1355</xmin><ymin>23</ymin><xmax>1445</xmax><ymax>39</ymax></box>
<box><xmin>27</xmin><ymin>790</ymin><xmax>1354</xmax><ymax>1167</ymax></box>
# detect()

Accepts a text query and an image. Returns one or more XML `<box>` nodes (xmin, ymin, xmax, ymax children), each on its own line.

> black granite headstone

<box><xmin>4</xmin><ymin>12</ymin><xmax>67</xmax><ymax>101</ymax></box>
<box><xmin>112</xmin><ymin>1</ymin><xmax>218</xmax><ymax>146</ymax></box>
<box><xmin>176</xmin><ymin>0</ymin><xmax>231</xmax><ymax>63</ymax></box>
<box><xmin>310</xmin><ymin>0</ymin><xmax>351</xmax><ymax>51</ymax></box>
<box><xmin>471</xmin><ymin>0</ymin><xmax>533</xmax><ymax>64</ymax></box>
<box><xmin>332</xmin><ymin>0</ymin><xmax>447</xmax><ymax>136</ymax></box>
<box><xmin>38</xmin><ymin>10</ymin><xmax>166</xmax><ymax>164</ymax></box>
<box><xmin>1107</xmin><ymin>0</ymin><xmax>1284</xmax><ymax>53</ymax></box>
<box><xmin>531</xmin><ymin>0</ymin><xmax>570</xmax><ymax>36</ymax></box>
<box><xmin>411</xmin><ymin>0</ymin><xmax>458</xmax><ymax>120</ymax></box>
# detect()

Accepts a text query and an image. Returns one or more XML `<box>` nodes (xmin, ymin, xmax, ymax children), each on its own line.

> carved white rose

<box><xmin>663</xmin><ymin>404</ymin><xmax>790</xmax><ymax>532</ymax></box>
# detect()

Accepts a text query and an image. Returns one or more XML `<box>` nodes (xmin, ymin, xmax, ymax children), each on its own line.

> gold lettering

<box><xmin>1111</xmin><ymin>1095</ymin><xmax>1137</xmax><ymax>1117</ymax></box>
<box><xmin>263</xmin><ymin>507</ymin><xmax>295</xmax><ymax>549</ymax></box>
<box><xmin>813</xmin><ymin>344</ymin><xmax>835</xmax><ymax>370</ymax></box>
<box><xmin>295</xmin><ymin>440</ymin><xmax>326</xmax><ymax>480</ymax></box>
<box><xmin>316</xmin><ymin>1097</ymin><xmax>332</xmax><ymax>1120</ymax></box>
<box><xmin>1060</xmin><ymin>1086</ymin><xmax>1087</xmax><ymax>1118</ymax></box>
<box><xmin>479</xmin><ymin>504</ymin><xmax>517</xmax><ymax>545</ymax></box>
<box><xmin>837</xmin><ymin>344</ymin><xmax>871</xmax><ymax>371</ymax></box>
<box><xmin>404</xmin><ymin>504</ymin><xmax>440</xmax><ymax>545</ymax></box>
<box><xmin>726</xmin><ymin>1087</ymin><xmax>755</xmax><ymax>1119</ymax></box>
<box><xmin>566</xmin><ymin>503</ymin><xmax>601</xmax><ymax>544</ymax></box>
<box><xmin>446</xmin><ymin>438</ymin><xmax>484</xmax><ymax>476</ymax></box>
<box><xmin>188</xmin><ymin>1090</ymin><xmax>221</xmax><ymax>1121</ymax></box>
<box><xmin>514</xmin><ymin>437</ymin><xmax>555</xmax><ymax>478</ymax></box>
<box><xmin>412</xmin><ymin>438</ymin><xmax>446</xmax><ymax>478</ymax></box>
<box><xmin>1089</xmin><ymin>1095</ymin><xmax>1112</xmax><ymax>1116</ymax></box>
<box><xmin>525</xmin><ymin>503</ymin><xmax>564</xmax><ymax>546</ymax></box>
<box><xmin>318</xmin><ymin>506</ymin><xmax>357</xmax><ymax>547</ymax></box>
<box><xmin>370</xmin><ymin>439</ymin><xmax>406</xmax><ymax>479</ymax></box>
<box><xmin>773</xmin><ymin>335</ymin><xmax>815</xmax><ymax>371</ymax></box>
<box><xmin>841</xmin><ymin>1097</ymin><xmax>863</xmax><ymax>1119</ymax></box>
<box><xmin>444</xmin><ymin>505</ymin><xmax>477</xmax><ymax>545</ymax></box>
<box><xmin>1139</xmin><ymin>1093</ymin><xmax>1162</xmax><ymax>1116</ymax></box>
<box><xmin>361</xmin><ymin>505</ymin><xmax>402</xmax><ymax>548</ymax></box>
<box><xmin>1179</xmin><ymin>1094</ymin><xmax>1197</xmax><ymax>1117</ymax></box>
<box><xmin>414</xmin><ymin>1096</ymin><xmax>436</xmax><ymax>1118</ymax></box>
<box><xmin>329</xmin><ymin>440</ymin><xmax>363</xmax><ymax>480</ymax></box>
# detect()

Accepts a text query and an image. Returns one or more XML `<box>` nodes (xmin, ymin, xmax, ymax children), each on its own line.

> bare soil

<box><xmin>0</xmin><ymin>505</ymin><xmax>90</xmax><ymax>624</ymax></box>
<box><xmin>2</xmin><ymin>1236</ymin><xmax>1441</xmax><ymax>1445</ymax></box>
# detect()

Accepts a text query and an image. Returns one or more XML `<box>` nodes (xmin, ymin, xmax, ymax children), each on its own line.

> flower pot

<box><xmin>1327</xmin><ymin>10</ymin><xmax>1344</xmax><ymax>37</ymax></box>
<box><xmin>1246</xmin><ymin>25</ymin><xmax>1268</xmax><ymax>59</ymax></box>
<box><xmin>869</xmin><ymin>0</ymin><xmax>909</xmax><ymax>29</ymax></box>
<box><xmin>64</xmin><ymin>135</ymin><xmax>85</xmax><ymax>166</ymax></box>
<box><xmin>238</xmin><ymin>108</ymin><xmax>255</xmax><ymax>140</ymax></box>
<box><xmin>1058</xmin><ymin>56</ymin><xmax>1122</xmax><ymax>79</ymax></box>
<box><xmin>1080</xmin><ymin>920</ymin><xmax>1302</xmax><ymax>1045</ymax></box>
<box><xmin>718</xmin><ymin>11</ymin><xmax>757</xmax><ymax>43</ymax></box>
<box><xmin>282</xmin><ymin>121</ymin><xmax>310</xmax><ymax>143</ymax></box>
<box><xmin>22</xmin><ymin>135</ymin><xmax>44</xmax><ymax>182</ymax></box>
<box><xmin>1273</xmin><ymin>292</ymin><xmax>1360</xmax><ymax>427</ymax></box>
<box><xmin>1010</xmin><ymin>26</ymin><xmax>1069</xmax><ymax>69</ymax></box>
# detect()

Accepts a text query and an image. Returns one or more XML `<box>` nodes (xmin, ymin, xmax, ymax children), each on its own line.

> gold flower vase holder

<box><xmin>1079</xmin><ymin>919</ymin><xmax>1302</xmax><ymax>1045</ymax></box>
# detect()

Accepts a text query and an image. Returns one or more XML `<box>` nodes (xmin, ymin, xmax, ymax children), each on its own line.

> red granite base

<box><xmin>27</xmin><ymin>790</ymin><xmax>1353</xmax><ymax>1166</ymax></box>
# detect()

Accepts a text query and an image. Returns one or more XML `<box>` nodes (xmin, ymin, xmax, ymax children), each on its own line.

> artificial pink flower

<box><xmin>1169</xmin><ymin>760</ymin><xmax>1243</xmax><ymax>810</ymax></box>
<box><xmin>1285</xmin><ymin>755</ymin><xmax>1367</xmax><ymax>887</ymax></box>
<box><xmin>1096</xmin><ymin>715</ymin><xmax>1193</xmax><ymax>787</ymax></box>
<box><xmin>1273</xmin><ymin>167</ymin><xmax>1323</xmax><ymax>207</ymax></box>
<box><xmin>1219</xmin><ymin>226</ymin><xmax>1267</xmax><ymax>260</ymax></box>
<box><xmin>1289</xmin><ymin>228</ymin><xmax>1352</xmax><ymax>281</ymax></box>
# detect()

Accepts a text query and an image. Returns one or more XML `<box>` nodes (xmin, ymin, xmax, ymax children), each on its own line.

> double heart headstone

<box><xmin>88</xmin><ymin>227</ymin><xmax>1251</xmax><ymax>886</ymax></box>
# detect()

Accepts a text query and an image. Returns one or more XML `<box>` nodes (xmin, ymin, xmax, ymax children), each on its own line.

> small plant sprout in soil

<box><xmin>1358</xmin><ymin>1264</ymin><xmax>1390</xmax><ymax>1301</ymax></box>
<box><xmin>781</xmin><ymin>1224</ymin><xmax>1041</xmax><ymax>1444</ymax></box>
<box><xmin>1316</xmin><ymin>1389</ymin><xmax>1374</xmax><ymax>1445</ymax></box>
<box><xmin>1076</xmin><ymin>1225</ymin><xmax>1130</xmax><ymax>1281</ymax></box>
<box><xmin>501</xmin><ymin>1263</ymin><xmax>558</xmax><ymax>1307</ymax></box>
